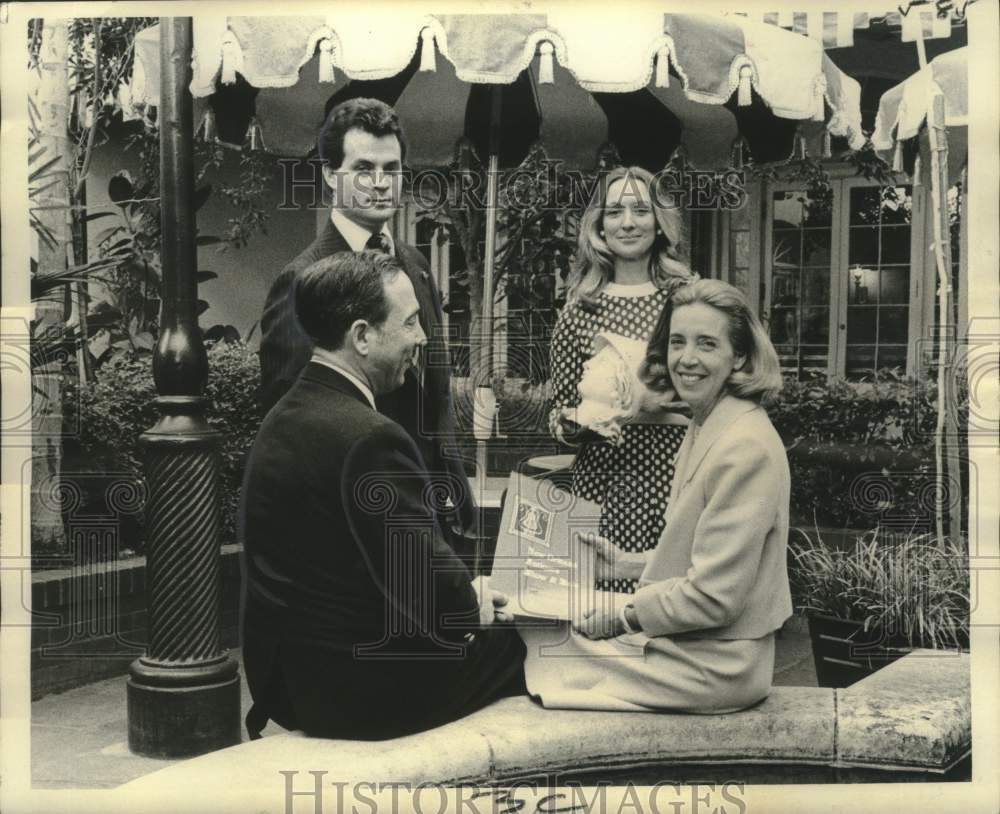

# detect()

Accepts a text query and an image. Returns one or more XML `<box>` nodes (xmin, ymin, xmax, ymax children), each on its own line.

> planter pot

<box><xmin>806</xmin><ymin>614</ymin><xmax>910</xmax><ymax>688</ymax></box>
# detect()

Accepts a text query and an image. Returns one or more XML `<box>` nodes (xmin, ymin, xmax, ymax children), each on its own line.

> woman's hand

<box><xmin>576</xmin><ymin>532</ymin><xmax>646</xmax><ymax>582</ymax></box>
<box><xmin>553</xmin><ymin>413</ymin><xmax>604</xmax><ymax>447</ymax></box>
<box><xmin>631</xmin><ymin>384</ymin><xmax>692</xmax><ymax>424</ymax></box>
<box><xmin>552</xmin><ymin>413</ymin><xmax>580</xmax><ymax>445</ymax></box>
<box><xmin>572</xmin><ymin>599</ymin><xmax>627</xmax><ymax>640</ymax></box>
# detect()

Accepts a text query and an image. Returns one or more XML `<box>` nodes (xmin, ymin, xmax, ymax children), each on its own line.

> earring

<box><xmin>599</xmin><ymin>230</ymin><xmax>605</xmax><ymax>237</ymax></box>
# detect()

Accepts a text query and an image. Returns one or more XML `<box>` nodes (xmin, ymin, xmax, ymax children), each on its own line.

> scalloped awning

<box><xmin>872</xmin><ymin>46</ymin><xmax>967</xmax><ymax>182</ymax></box>
<box><xmin>129</xmin><ymin>12</ymin><xmax>864</xmax><ymax>169</ymax></box>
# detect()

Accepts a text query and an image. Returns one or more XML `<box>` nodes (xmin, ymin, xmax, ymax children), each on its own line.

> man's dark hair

<box><xmin>295</xmin><ymin>251</ymin><xmax>403</xmax><ymax>350</ymax></box>
<box><xmin>317</xmin><ymin>97</ymin><xmax>408</xmax><ymax>169</ymax></box>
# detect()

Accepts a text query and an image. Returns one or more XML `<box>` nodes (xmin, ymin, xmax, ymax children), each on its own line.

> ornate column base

<box><xmin>127</xmin><ymin>394</ymin><xmax>242</xmax><ymax>758</ymax></box>
<box><xmin>127</xmin><ymin>654</ymin><xmax>241</xmax><ymax>758</ymax></box>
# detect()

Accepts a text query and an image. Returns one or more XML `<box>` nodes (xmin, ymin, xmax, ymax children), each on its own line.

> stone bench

<box><xmin>120</xmin><ymin>650</ymin><xmax>970</xmax><ymax>810</ymax></box>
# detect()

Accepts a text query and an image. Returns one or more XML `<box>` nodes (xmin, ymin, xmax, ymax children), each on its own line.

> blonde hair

<box><xmin>640</xmin><ymin>278</ymin><xmax>783</xmax><ymax>403</ymax></box>
<box><xmin>566</xmin><ymin>166</ymin><xmax>690</xmax><ymax>307</ymax></box>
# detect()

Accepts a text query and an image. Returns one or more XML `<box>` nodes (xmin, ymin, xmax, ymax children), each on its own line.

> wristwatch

<box><xmin>619</xmin><ymin>602</ymin><xmax>641</xmax><ymax>634</ymax></box>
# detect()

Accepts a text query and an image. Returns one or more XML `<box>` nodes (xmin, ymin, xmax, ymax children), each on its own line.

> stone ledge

<box><xmin>471</xmin><ymin>686</ymin><xmax>834</xmax><ymax>782</ymax></box>
<box><xmin>836</xmin><ymin>648</ymin><xmax>970</xmax><ymax>772</ymax></box>
<box><xmin>119</xmin><ymin>651</ymin><xmax>970</xmax><ymax>803</ymax></box>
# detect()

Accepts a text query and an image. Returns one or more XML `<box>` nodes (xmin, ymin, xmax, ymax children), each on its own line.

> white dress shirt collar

<box><xmin>310</xmin><ymin>349</ymin><xmax>377</xmax><ymax>411</ymax></box>
<box><xmin>329</xmin><ymin>208</ymin><xmax>395</xmax><ymax>256</ymax></box>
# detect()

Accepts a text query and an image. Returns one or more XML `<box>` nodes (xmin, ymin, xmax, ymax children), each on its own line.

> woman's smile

<box><xmin>668</xmin><ymin>302</ymin><xmax>745</xmax><ymax>423</ymax></box>
<box><xmin>675</xmin><ymin>371</ymin><xmax>706</xmax><ymax>387</ymax></box>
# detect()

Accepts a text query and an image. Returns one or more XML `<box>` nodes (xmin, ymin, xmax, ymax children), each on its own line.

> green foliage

<box><xmin>769</xmin><ymin>369</ymin><xmax>938</xmax><ymax>446</ymax></box>
<box><xmin>846</xmin><ymin>141</ymin><xmax>897</xmax><ymax>186</ymax></box>
<box><xmin>768</xmin><ymin>371</ymin><xmax>947</xmax><ymax>529</ymax></box>
<box><xmin>217</xmin><ymin>149</ymin><xmax>273</xmax><ymax>249</ymax></box>
<box><xmin>27</xmin><ymin>18</ymin><xmax>273</xmax><ymax>378</ymax></box>
<box><xmin>789</xmin><ymin>527</ymin><xmax>969</xmax><ymax>651</ymax></box>
<box><xmin>417</xmin><ymin>143</ymin><xmax>592</xmax><ymax>382</ymax></box>
<box><xmin>204</xmin><ymin>341</ymin><xmax>266</xmax><ymax>535</ymax></box>
<box><xmin>63</xmin><ymin>343</ymin><xmax>262</xmax><ymax>551</ymax></box>
<box><xmin>64</xmin><ymin>352</ymin><xmax>157</xmax><ymax>476</ymax></box>
<box><xmin>493</xmin><ymin>145</ymin><xmax>585</xmax><ymax>310</ymax></box>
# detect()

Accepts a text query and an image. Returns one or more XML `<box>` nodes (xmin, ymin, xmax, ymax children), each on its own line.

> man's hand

<box><xmin>471</xmin><ymin>576</ymin><xmax>514</xmax><ymax>626</ymax></box>
<box><xmin>577</xmin><ymin>532</ymin><xmax>646</xmax><ymax>582</ymax></box>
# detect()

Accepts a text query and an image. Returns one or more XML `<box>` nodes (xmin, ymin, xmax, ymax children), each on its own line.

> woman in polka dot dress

<box><xmin>549</xmin><ymin>166</ymin><xmax>693</xmax><ymax>593</ymax></box>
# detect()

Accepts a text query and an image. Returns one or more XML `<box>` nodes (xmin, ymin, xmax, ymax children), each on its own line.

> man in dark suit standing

<box><xmin>259</xmin><ymin>97</ymin><xmax>476</xmax><ymax>558</ymax></box>
<box><xmin>241</xmin><ymin>251</ymin><xmax>525</xmax><ymax>740</ymax></box>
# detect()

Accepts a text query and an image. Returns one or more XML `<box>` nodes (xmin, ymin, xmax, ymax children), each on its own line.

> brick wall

<box><xmin>31</xmin><ymin>545</ymin><xmax>243</xmax><ymax>699</ymax></box>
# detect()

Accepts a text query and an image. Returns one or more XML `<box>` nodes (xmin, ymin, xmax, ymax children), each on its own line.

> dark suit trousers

<box><xmin>246</xmin><ymin>626</ymin><xmax>526</xmax><ymax>741</ymax></box>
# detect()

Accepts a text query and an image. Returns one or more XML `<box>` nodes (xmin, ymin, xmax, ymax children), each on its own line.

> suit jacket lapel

<box><xmin>315</xmin><ymin>218</ymin><xmax>351</xmax><ymax>260</ymax></box>
<box><xmin>679</xmin><ymin>395</ymin><xmax>760</xmax><ymax>487</ymax></box>
<box><xmin>396</xmin><ymin>244</ymin><xmax>439</xmax><ymax>322</ymax></box>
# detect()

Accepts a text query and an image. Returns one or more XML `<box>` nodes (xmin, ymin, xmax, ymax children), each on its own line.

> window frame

<box><xmin>759</xmin><ymin>165</ymin><xmax>932</xmax><ymax>381</ymax></box>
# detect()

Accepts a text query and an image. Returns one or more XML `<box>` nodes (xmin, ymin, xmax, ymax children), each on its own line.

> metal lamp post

<box><xmin>126</xmin><ymin>17</ymin><xmax>241</xmax><ymax>757</ymax></box>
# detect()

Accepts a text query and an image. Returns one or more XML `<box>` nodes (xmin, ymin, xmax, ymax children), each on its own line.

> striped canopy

<box><xmin>129</xmin><ymin>12</ymin><xmax>865</xmax><ymax>170</ymax></box>
<box><xmin>739</xmin><ymin>6</ymin><xmax>967</xmax><ymax>49</ymax></box>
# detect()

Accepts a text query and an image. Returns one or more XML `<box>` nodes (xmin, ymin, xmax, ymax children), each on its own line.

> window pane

<box><xmin>851</xmin><ymin>187</ymin><xmax>881</xmax><ymax>225</ymax></box>
<box><xmin>881</xmin><ymin>225</ymin><xmax>910</xmax><ymax>264</ymax></box>
<box><xmin>846</xmin><ymin>346</ymin><xmax>876</xmax><ymax>380</ymax></box>
<box><xmin>800</xmin><ymin>346</ymin><xmax>829</xmax><ymax>371</ymax></box>
<box><xmin>803</xmin><ymin>230</ymin><xmax>832</xmax><ymax>266</ymax></box>
<box><xmin>844</xmin><ymin>186</ymin><xmax>913</xmax><ymax>374</ymax></box>
<box><xmin>769</xmin><ymin>189</ymin><xmax>834</xmax><ymax>377</ymax></box>
<box><xmin>878</xmin><ymin>307</ymin><xmax>909</xmax><ymax>344</ymax></box>
<box><xmin>801</xmin><ymin>269</ymin><xmax>829</xmax><ymax>305</ymax></box>
<box><xmin>877</xmin><ymin>345</ymin><xmax>907</xmax><ymax>371</ymax></box>
<box><xmin>848</xmin><ymin>266</ymin><xmax>875</xmax><ymax>305</ymax></box>
<box><xmin>803</xmin><ymin>188</ymin><xmax>833</xmax><ymax>228</ymax></box>
<box><xmin>773</xmin><ymin>191</ymin><xmax>804</xmax><ymax>227</ymax></box>
<box><xmin>800</xmin><ymin>308</ymin><xmax>829</xmax><ymax>343</ymax></box>
<box><xmin>847</xmin><ymin>306</ymin><xmax>877</xmax><ymax>344</ymax></box>
<box><xmin>771</xmin><ymin>271</ymin><xmax>799</xmax><ymax>305</ymax></box>
<box><xmin>880</xmin><ymin>266</ymin><xmax>910</xmax><ymax>304</ymax></box>
<box><xmin>769</xmin><ymin>306</ymin><xmax>798</xmax><ymax>345</ymax></box>
<box><xmin>880</xmin><ymin>187</ymin><xmax>912</xmax><ymax>225</ymax></box>
<box><xmin>849</xmin><ymin>227</ymin><xmax>878</xmax><ymax>265</ymax></box>
<box><xmin>772</xmin><ymin>229</ymin><xmax>801</xmax><ymax>268</ymax></box>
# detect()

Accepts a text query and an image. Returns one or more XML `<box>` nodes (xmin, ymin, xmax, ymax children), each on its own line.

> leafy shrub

<box><xmin>204</xmin><ymin>341</ymin><xmax>265</xmax><ymax>538</ymax></box>
<box><xmin>768</xmin><ymin>370</ymin><xmax>938</xmax><ymax>446</ymax></box>
<box><xmin>767</xmin><ymin>372</ymin><xmax>955</xmax><ymax>530</ymax></box>
<box><xmin>789</xmin><ymin>527</ymin><xmax>969</xmax><ymax>650</ymax></box>
<box><xmin>63</xmin><ymin>343</ymin><xmax>262</xmax><ymax>555</ymax></box>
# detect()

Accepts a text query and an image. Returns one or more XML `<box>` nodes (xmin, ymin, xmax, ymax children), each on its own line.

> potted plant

<box><xmin>789</xmin><ymin>527</ymin><xmax>969</xmax><ymax>688</ymax></box>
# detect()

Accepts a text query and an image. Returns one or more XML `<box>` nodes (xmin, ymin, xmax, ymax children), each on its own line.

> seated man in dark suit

<box><xmin>240</xmin><ymin>251</ymin><xmax>525</xmax><ymax>740</ymax></box>
<box><xmin>258</xmin><ymin>97</ymin><xmax>477</xmax><ymax>562</ymax></box>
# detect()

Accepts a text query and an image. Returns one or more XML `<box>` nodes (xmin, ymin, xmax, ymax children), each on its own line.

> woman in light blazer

<box><xmin>520</xmin><ymin>278</ymin><xmax>791</xmax><ymax>713</ymax></box>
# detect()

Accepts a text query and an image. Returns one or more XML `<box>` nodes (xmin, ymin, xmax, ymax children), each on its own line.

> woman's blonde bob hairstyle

<box><xmin>640</xmin><ymin>278</ymin><xmax>784</xmax><ymax>403</ymax></box>
<box><xmin>565</xmin><ymin>165</ymin><xmax>690</xmax><ymax>306</ymax></box>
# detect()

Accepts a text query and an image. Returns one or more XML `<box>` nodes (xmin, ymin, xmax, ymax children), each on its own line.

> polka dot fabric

<box><xmin>548</xmin><ymin>285</ymin><xmax>687</xmax><ymax>593</ymax></box>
